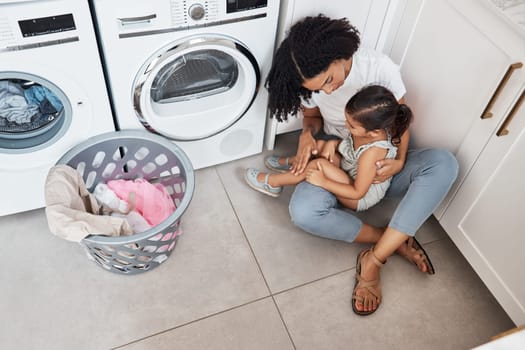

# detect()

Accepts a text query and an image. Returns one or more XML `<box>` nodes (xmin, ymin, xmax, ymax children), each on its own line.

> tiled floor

<box><xmin>0</xmin><ymin>132</ymin><xmax>515</xmax><ymax>349</ymax></box>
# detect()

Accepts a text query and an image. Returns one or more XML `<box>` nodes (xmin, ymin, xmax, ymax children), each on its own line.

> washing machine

<box><xmin>0</xmin><ymin>0</ymin><xmax>115</xmax><ymax>216</ymax></box>
<box><xmin>91</xmin><ymin>0</ymin><xmax>279</xmax><ymax>169</ymax></box>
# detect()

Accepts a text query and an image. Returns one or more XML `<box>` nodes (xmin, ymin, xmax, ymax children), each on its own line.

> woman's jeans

<box><xmin>288</xmin><ymin>148</ymin><xmax>459</xmax><ymax>242</ymax></box>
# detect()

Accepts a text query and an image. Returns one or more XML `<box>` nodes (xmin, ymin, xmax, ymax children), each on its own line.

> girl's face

<box><xmin>345</xmin><ymin>112</ymin><xmax>368</xmax><ymax>137</ymax></box>
<box><xmin>302</xmin><ymin>59</ymin><xmax>349</xmax><ymax>94</ymax></box>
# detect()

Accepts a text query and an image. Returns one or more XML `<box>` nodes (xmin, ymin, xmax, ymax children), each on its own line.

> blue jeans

<box><xmin>288</xmin><ymin>148</ymin><xmax>459</xmax><ymax>242</ymax></box>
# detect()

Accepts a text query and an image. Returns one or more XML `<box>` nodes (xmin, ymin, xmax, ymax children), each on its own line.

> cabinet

<box><xmin>264</xmin><ymin>0</ymin><xmax>403</xmax><ymax>149</ymax></box>
<box><xmin>391</xmin><ymin>0</ymin><xmax>525</xmax><ymax>325</ymax></box>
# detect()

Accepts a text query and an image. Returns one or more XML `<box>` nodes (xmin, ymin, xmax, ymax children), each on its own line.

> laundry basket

<box><xmin>56</xmin><ymin>130</ymin><xmax>195</xmax><ymax>275</ymax></box>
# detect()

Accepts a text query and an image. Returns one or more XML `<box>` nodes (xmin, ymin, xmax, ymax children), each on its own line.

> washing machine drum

<box><xmin>0</xmin><ymin>73</ymin><xmax>69</xmax><ymax>152</ymax></box>
<box><xmin>133</xmin><ymin>36</ymin><xmax>260</xmax><ymax>141</ymax></box>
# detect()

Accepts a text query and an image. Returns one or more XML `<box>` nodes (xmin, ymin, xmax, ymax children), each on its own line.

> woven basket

<box><xmin>57</xmin><ymin>130</ymin><xmax>195</xmax><ymax>274</ymax></box>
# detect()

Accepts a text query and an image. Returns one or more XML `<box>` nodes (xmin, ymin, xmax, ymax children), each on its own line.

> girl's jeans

<box><xmin>288</xmin><ymin>148</ymin><xmax>459</xmax><ymax>242</ymax></box>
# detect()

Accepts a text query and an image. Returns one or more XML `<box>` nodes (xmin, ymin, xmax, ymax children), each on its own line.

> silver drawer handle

<box><xmin>117</xmin><ymin>14</ymin><xmax>157</xmax><ymax>25</ymax></box>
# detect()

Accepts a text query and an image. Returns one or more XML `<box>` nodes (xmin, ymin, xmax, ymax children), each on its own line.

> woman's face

<box><xmin>302</xmin><ymin>59</ymin><xmax>349</xmax><ymax>94</ymax></box>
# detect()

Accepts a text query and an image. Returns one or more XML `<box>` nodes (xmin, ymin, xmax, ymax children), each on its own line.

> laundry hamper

<box><xmin>56</xmin><ymin>130</ymin><xmax>195</xmax><ymax>275</ymax></box>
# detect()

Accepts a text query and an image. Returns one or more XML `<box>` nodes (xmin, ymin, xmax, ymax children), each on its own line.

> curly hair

<box><xmin>265</xmin><ymin>15</ymin><xmax>360</xmax><ymax>121</ymax></box>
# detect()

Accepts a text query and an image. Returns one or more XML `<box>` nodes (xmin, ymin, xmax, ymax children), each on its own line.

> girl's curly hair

<box><xmin>265</xmin><ymin>15</ymin><xmax>360</xmax><ymax>121</ymax></box>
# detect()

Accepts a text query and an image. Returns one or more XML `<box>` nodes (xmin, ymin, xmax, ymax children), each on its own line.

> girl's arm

<box><xmin>306</xmin><ymin>147</ymin><xmax>388</xmax><ymax>199</ymax></box>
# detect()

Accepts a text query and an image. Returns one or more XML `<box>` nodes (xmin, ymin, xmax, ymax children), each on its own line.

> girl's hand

<box><xmin>373</xmin><ymin>158</ymin><xmax>404</xmax><ymax>183</ymax></box>
<box><xmin>292</xmin><ymin>131</ymin><xmax>318</xmax><ymax>175</ymax></box>
<box><xmin>305</xmin><ymin>161</ymin><xmax>326</xmax><ymax>187</ymax></box>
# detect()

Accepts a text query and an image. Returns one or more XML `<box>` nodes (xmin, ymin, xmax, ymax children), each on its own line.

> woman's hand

<box><xmin>305</xmin><ymin>161</ymin><xmax>326</xmax><ymax>187</ymax></box>
<box><xmin>291</xmin><ymin>130</ymin><xmax>318</xmax><ymax>175</ymax></box>
<box><xmin>319</xmin><ymin>140</ymin><xmax>339</xmax><ymax>163</ymax></box>
<box><xmin>373</xmin><ymin>158</ymin><xmax>404</xmax><ymax>183</ymax></box>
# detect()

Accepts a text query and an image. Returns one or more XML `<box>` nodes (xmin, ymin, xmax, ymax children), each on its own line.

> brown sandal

<box><xmin>401</xmin><ymin>237</ymin><xmax>435</xmax><ymax>275</ymax></box>
<box><xmin>352</xmin><ymin>248</ymin><xmax>385</xmax><ymax>316</ymax></box>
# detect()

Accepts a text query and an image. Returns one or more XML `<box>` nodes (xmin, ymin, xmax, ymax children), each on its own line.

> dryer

<box><xmin>91</xmin><ymin>0</ymin><xmax>280</xmax><ymax>169</ymax></box>
<box><xmin>0</xmin><ymin>0</ymin><xmax>115</xmax><ymax>216</ymax></box>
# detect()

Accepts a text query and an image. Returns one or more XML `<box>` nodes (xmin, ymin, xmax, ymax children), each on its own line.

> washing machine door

<box><xmin>0</xmin><ymin>72</ymin><xmax>71</xmax><ymax>153</ymax></box>
<box><xmin>133</xmin><ymin>35</ymin><xmax>260</xmax><ymax>141</ymax></box>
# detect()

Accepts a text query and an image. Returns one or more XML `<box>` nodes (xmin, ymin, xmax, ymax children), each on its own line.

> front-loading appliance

<box><xmin>0</xmin><ymin>0</ymin><xmax>115</xmax><ymax>216</ymax></box>
<box><xmin>91</xmin><ymin>0</ymin><xmax>279</xmax><ymax>169</ymax></box>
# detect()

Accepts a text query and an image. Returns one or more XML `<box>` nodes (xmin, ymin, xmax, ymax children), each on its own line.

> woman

<box><xmin>264</xmin><ymin>15</ymin><xmax>459</xmax><ymax>315</ymax></box>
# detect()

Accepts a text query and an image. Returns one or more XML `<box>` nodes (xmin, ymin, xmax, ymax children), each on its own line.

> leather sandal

<box><xmin>352</xmin><ymin>248</ymin><xmax>385</xmax><ymax>316</ymax></box>
<box><xmin>401</xmin><ymin>237</ymin><xmax>435</xmax><ymax>275</ymax></box>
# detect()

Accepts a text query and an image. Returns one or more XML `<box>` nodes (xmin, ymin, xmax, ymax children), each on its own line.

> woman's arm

<box><xmin>292</xmin><ymin>106</ymin><xmax>323</xmax><ymax>175</ymax></box>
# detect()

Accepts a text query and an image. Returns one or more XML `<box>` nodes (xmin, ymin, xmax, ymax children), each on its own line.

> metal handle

<box><xmin>481</xmin><ymin>62</ymin><xmax>523</xmax><ymax>119</ymax></box>
<box><xmin>117</xmin><ymin>14</ymin><xmax>157</xmax><ymax>25</ymax></box>
<box><xmin>496</xmin><ymin>90</ymin><xmax>525</xmax><ymax>137</ymax></box>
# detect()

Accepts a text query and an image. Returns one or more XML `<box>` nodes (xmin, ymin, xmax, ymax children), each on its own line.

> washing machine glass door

<box><xmin>0</xmin><ymin>72</ymin><xmax>71</xmax><ymax>153</ymax></box>
<box><xmin>133</xmin><ymin>36</ymin><xmax>260</xmax><ymax>141</ymax></box>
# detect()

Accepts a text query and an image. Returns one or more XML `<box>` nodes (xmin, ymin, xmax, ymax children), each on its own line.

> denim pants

<box><xmin>288</xmin><ymin>148</ymin><xmax>459</xmax><ymax>242</ymax></box>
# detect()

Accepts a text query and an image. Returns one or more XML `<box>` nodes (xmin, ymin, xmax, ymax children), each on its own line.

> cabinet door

<box><xmin>399</xmin><ymin>0</ymin><xmax>524</xmax><ymax>218</ymax></box>
<box><xmin>440</xmin><ymin>87</ymin><xmax>525</xmax><ymax>325</ymax></box>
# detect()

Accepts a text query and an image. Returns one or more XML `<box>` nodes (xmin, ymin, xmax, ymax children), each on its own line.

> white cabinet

<box><xmin>264</xmin><ymin>0</ymin><xmax>403</xmax><ymax>149</ymax></box>
<box><xmin>391</xmin><ymin>0</ymin><xmax>525</xmax><ymax>325</ymax></box>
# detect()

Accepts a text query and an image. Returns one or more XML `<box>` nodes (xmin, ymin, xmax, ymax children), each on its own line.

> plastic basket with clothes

<box><xmin>55</xmin><ymin>130</ymin><xmax>195</xmax><ymax>275</ymax></box>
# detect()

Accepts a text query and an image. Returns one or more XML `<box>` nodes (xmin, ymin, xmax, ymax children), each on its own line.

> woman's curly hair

<box><xmin>265</xmin><ymin>15</ymin><xmax>360</xmax><ymax>121</ymax></box>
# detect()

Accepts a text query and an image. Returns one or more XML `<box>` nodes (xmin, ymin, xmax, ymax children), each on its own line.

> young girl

<box><xmin>244</xmin><ymin>85</ymin><xmax>412</xmax><ymax>211</ymax></box>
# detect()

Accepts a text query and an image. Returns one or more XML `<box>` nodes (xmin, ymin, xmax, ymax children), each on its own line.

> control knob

<box><xmin>189</xmin><ymin>3</ymin><xmax>206</xmax><ymax>21</ymax></box>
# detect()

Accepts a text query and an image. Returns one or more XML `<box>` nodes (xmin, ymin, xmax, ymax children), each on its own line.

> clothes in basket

<box><xmin>106</xmin><ymin>178</ymin><xmax>176</xmax><ymax>226</ymax></box>
<box><xmin>45</xmin><ymin>165</ymin><xmax>134</xmax><ymax>242</ymax></box>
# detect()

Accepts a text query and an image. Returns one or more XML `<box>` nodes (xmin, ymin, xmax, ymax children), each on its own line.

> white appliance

<box><xmin>91</xmin><ymin>0</ymin><xmax>280</xmax><ymax>169</ymax></box>
<box><xmin>0</xmin><ymin>0</ymin><xmax>115</xmax><ymax>216</ymax></box>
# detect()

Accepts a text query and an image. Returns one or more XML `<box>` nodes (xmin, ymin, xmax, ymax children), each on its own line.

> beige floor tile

<box><xmin>0</xmin><ymin>167</ymin><xmax>268</xmax><ymax>349</ymax></box>
<box><xmin>118</xmin><ymin>298</ymin><xmax>294</xmax><ymax>350</ymax></box>
<box><xmin>217</xmin><ymin>149</ymin><xmax>362</xmax><ymax>293</ymax></box>
<box><xmin>0</xmin><ymin>131</ymin><xmax>514</xmax><ymax>350</ymax></box>
<box><xmin>217</xmin><ymin>131</ymin><xmax>446</xmax><ymax>293</ymax></box>
<box><xmin>274</xmin><ymin>238</ymin><xmax>514</xmax><ymax>350</ymax></box>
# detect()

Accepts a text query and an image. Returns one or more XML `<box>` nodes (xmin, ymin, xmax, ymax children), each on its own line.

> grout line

<box><xmin>214</xmin><ymin>166</ymin><xmax>299</xmax><ymax>349</ymax></box>
<box><xmin>214</xmin><ymin>167</ymin><xmax>273</xmax><ymax>296</ymax></box>
<box><xmin>113</xmin><ymin>154</ymin><xmax>358</xmax><ymax>349</ymax></box>
<box><xmin>111</xmin><ymin>295</ymin><xmax>272</xmax><ymax>349</ymax></box>
<box><xmin>272</xmin><ymin>268</ymin><xmax>355</xmax><ymax>297</ymax></box>
<box><xmin>111</xmin><ymin>266</ymin><xmax>356</xmax><ymax>350</ymax></box>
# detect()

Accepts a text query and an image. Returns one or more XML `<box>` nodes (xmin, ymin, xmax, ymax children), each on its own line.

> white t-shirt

<box><xmin>301</xmin><ymin>48</ymin><xmax>406</xmax><ymax>139</ymax></box>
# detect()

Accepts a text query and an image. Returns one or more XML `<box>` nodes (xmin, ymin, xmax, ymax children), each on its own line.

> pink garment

<box><xmin>107</xmin><ymin>178</ymin><xmax>176</xmax><ymax>226</ymax></box>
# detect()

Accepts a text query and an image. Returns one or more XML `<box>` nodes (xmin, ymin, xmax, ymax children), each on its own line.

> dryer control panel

<box><xmin>110</xmin><ymin>0</ymin><xmax>270</xmax><ymax>37</ymax></box>
<box><xmin>226</xmin><ymin>0</ymin><xmax>268</xmax><ymax>13</ymax></box>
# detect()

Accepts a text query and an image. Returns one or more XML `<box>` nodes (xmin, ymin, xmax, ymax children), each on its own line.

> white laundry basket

<box><xmin>56</xmin><ymin>130</ymin><xmax>195</xmax><ymax>274</ymax></box>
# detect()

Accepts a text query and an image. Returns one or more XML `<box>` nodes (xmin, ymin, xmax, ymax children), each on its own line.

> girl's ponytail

<box><xmin>391</xmin><ymin>104</ymin><xmax>413</xmax><ymax>144</ymax></box>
